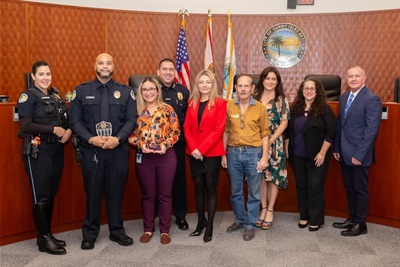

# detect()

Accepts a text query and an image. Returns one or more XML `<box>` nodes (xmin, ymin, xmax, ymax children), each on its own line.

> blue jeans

<box><xmin>227</xmin><ymin>146</ymin><xmax>262</xmax><ymax>229</ymax></box>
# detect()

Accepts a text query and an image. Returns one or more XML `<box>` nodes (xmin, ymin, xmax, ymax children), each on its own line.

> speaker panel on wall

<box><xmin>287</xmin><ymin>0</ymin><xmax>297</xmax><ymax>9</ymax></box>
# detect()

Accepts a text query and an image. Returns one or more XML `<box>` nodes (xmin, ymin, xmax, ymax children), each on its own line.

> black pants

<box><xmin>190</xmin><ymin>156</ymin><xmax>221</xmax><ymax>223</ymax></box>
<box><xmin>291</xmin><ymin>155</ymin><xmax>331</xmax><ymax>226</ymax></box>
<box><xmin>172</xmin><ymin>141</ymin><xmax>187</xmax><ymax>220</ymax></box>
<box><xmin>341</xmin><ymin>163</ymin><xmax>370</xmax><ymax>224</ymax></box>
<box><xmin>22</xmin><ymin>142</ymin><xmax>64</xmax><ymax>203</ymax></box>
<box><xmin>80</xmin><ymin>144</ymin><xmax>129</xmax><ymax>240</ymax></box>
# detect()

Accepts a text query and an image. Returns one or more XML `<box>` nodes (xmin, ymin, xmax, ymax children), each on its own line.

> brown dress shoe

<box><xmin>139</xmin><ymin>232</ymin><xmax>153</xmax><ymax>243</ymax></box>
<box><xmin>160</xmin><ymin>233</ymin><xmax>171</xmax><ymax>245</ymax></box>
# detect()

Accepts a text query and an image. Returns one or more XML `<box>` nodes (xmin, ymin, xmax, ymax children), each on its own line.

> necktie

<box><xmin>100</xmin><ymin>84</ymin><xmax>109</xmax><ymax>121</ymax></box>
<box><xmin>344</xmin><ymin>93</ymin><xmax>354</xmax><ymax>118</ymax></box>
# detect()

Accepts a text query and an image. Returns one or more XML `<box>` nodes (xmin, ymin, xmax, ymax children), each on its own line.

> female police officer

<box><xmin>18</xmin><ymin>61</ymin><xmax>72</xmax><ymax>255</ymax></box>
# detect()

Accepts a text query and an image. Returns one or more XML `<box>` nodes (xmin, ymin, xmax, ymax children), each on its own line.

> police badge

<box><xmin>114</xmin><ymin>91</ymin><xmax>121</xmax><ymax>99</ymax></box>
<box><xmin>177</xmin><ymin>92</ymin><xmax>183</xmax><ymax>100</ymax></box>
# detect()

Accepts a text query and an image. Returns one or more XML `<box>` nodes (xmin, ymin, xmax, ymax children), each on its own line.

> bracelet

<box><xmin>319</xmin><ymin>152</ymin><xmax>325</xmax><ymax>156</ymax></box>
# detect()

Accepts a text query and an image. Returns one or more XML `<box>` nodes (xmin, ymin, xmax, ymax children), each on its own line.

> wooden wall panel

<box><xmin>369</xmin><ymin>104</ymin><xmax>400</xmax><ymax>220</ymax></box>
<box><xmin>1</xmin><ymin>0</ymin><xmax>399</xmax><ymax>103</ymax></box>
<box><xmin>0</xmin><ymin>0</ymin><xmax>27</xmax><ymax>97</ymax></box>
<box><xmin>26</xmin><ymin>4</ymin><xmax>107</xmax><ymax>93</ymax></box>
<box><xmin>0</xmin><ymin>104</ymin><xmax>35</xmax><ymax>238</ymax></box>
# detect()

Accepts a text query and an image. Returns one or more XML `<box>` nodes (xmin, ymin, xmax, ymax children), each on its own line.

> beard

<box><xmin>96</xmin><ymin>69</ymin><xmax>113</xmax><ymax>79</ymax></box>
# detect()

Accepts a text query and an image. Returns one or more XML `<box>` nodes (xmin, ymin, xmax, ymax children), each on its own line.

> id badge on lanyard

<box><xmin>136</xmin><ymin>152</ymin><xmax>142</xmax><ymax>163</ymax></box>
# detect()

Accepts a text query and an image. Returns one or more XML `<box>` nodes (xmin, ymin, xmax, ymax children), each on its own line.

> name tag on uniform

<box><xmin>231</xmin><ymin>114</ymin><xmax>240</xmax><ymax>119</ymax></box>
<box><xmin>86</xmin><ymin>96</ymin><xmax>95</xmax><ymax>99</ymax></box>
<box><xmin>41</xmin><ymin>96</ymin><xmax>51</xmax><ymax>100</ymax></box>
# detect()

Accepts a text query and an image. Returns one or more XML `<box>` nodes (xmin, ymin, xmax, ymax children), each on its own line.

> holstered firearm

<box><xmin>71</xmin><ymin>135</ymin><xmax>82</xmax><ymax>164</ymax></box>
<box><xmin>19</xmin><ymin>131</ymin><xmax>31</xmax><ymax>156</ymax></box>
<box><xmin>18</xmin><ymin>130</ymin><xmax>40</xmax><ymax>158</ymax></box>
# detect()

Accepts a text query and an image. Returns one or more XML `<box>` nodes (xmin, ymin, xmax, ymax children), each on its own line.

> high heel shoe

<box><xmin>203</xmin><ymin>223</ymin><xmax>213</xmax><ymax>243</ymax></box>
<box><xmin>261</xmin><ymin>209</ymin><xmax>273</xmax><ymax>230</ymax></box>
<box><xmin>256</xmin><ymin>207</ymin><xmax>267</xmax><ymax>228</ymax></box>
<box><xmin>189</xmin><ymin>218</ymin><xmax>207</xmax><ymax>236</ymax></box>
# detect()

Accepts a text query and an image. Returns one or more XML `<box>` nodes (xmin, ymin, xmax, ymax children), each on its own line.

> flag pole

<box><xmin>178</xmin><ymin>8</ymin><xmax>189</xmax><ymax>21</ymax></box>
<box><xmin>175</xmin><ymin>8</ymin><xmax>191</xmax><ymax>90</ymax></box>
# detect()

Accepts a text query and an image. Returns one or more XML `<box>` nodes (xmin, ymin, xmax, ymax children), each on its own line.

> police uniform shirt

<box><xmin>160</xmin><ymin>81</ymin><xmax>189</xmax><ymax>142</ymax></box>
<box><xmin>18</xmin><ymin>86</ymin><xmax>65</xmax><ymax>133</ymax></box>
<box><xmin>68</xmin><ymin>78</ymin><xmax>137</xmax><ymax>143</ymax></box>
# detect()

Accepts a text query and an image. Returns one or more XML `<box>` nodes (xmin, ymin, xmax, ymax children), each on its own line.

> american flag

<box><xmin>175</xmin><ymin>20</ymin><xmax>191</xmax><ymax>90</ymax></box>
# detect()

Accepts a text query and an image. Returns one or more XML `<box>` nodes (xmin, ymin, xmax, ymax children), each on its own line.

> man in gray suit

<box><xmin>332</xmin><ymin>65</ymin><xmax>382</xmax><ymax>236</ymax></box>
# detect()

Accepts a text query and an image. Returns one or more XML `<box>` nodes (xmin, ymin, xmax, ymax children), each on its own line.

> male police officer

<box><xmin>69</xmin><ymin>53</ymin><xmax>137</xmax><ymax>250</ymax></box>
<box><xmin>157</xmin><ymin>58</ymin><xmax>190</xmax><ymax>230</ymax></box>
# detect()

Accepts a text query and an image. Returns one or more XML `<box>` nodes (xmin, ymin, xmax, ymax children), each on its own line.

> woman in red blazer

<box><xmin>183</xmin><ymin>70</ymin><xmax>226</xmax><ymax>243</ymax></box>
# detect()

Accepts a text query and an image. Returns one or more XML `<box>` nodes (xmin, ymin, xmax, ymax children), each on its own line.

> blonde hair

<box><xmin>189</xmin><ymin>70</ymin><xmax>220</xmax><ymax>108</ymax></box>
<box><xmin>136</xmin><ymin>77</ymin><xmax>164</xmax><ymax>113</ymax></box>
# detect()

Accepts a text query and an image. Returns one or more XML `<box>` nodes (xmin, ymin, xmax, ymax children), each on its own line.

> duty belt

<box><xmin>39</xmin><ymin>133</ymin><xmax>59</xmax><ymax>143</ymax></box>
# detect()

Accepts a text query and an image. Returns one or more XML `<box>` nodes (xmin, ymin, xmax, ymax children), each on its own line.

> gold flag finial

<box><xmin>178</xmin><ymin>8</ymin><xmax>189</xmax><ymax>20</ymax></box>
<box><xmin>228</xmin><ymin>10</ymin><xmax>231</xmax><ymax>21</ymax></box>
<box><xmin>208</xmin><ymin>9</ymin><xmax>212</xmax><ymax>18</ymax></box>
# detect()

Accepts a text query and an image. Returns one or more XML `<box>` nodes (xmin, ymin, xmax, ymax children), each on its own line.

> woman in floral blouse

<box><xmin>129</xmin><ymin>77</ymin><xmax>180</xmax><ymax>245</ymax></box>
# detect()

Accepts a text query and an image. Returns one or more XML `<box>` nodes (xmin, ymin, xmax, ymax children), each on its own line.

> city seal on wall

<box><xmin>262</xmin><ymin>23</ymin><xmax>307</xmax><ymax>68</ymax></box>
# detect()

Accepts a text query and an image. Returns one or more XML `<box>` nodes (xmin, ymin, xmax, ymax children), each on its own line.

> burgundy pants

<box><xmin>136</xmin><ymin>148</ymin><xmax>177</xmax><ymax>233</ymax></box>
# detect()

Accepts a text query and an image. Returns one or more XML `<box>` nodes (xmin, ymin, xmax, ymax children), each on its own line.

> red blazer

<box><xmin>183</xmin><ymin>97</ymin><xmax>227</xmax><ymax>157</ymax></box>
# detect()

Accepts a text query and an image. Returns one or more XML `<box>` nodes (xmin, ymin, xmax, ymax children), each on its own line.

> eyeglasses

<box><xmin>303</xmin><ymin>87</ymin><xmax>316</xmax><ymax>92</ymax></box>
<box><xmin>141</xmin><ymin>87</ymin><xmax>157</xmax><ymax>93</ymax></box>
<box><xmin>240</xmin><ymin>114</ymin><xmax>245</xmax><ymax>129</ymax></box>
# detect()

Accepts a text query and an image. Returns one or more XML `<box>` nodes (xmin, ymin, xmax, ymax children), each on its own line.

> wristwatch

<box><xmin>116</xmin><ymin>136</ymin><xmax>122</xmax><ymax>144</ymax></box>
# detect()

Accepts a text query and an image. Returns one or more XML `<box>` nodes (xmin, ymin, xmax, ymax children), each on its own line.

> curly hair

<box><xmin>291</xmin><ymin>78</ymin><xmax>328</xmax><ymax>118</ymax></box>
<box><xmin>254</xmin><ymin>66</ymin><xmax>286</xmax><ymax>102</ymax></box>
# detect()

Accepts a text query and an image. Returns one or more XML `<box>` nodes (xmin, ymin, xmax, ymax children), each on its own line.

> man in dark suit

<box><xmin>333</xmin><ymin>65</ymin><xmax>382</xmax><ymax>236</ymax></box>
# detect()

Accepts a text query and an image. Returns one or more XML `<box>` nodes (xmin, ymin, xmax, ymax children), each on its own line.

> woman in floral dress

<box><xmin>253</xmin><ymin>67</ymin><xmax>290</xmax><ymax>230</ymax></box>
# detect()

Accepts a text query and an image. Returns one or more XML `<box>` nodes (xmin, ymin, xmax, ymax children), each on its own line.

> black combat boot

<box><xmin>33</xmin><ymin>203</ymin><xmax>66</xmax><ymax>255</ymax></box>
<box><xmin>36</xmin><ymin>200</ymin><xmax>66</xmax><ymax>247</ymax></box>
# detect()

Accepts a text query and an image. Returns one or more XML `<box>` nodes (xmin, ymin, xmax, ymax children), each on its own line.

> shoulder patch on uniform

<box><xmin>130</xmin><ymin>90</ymin><xmax>136</xmax><ymax>100</ymax></box>
<box><xmin>18</xmin><ymin>93</ymin><xmax>28</xmax><ymax>103</ymax></box>
<box><xmin>71</xmin><ymin>90</ymin><xmax>77</xmax><ymax>101</ymax></box>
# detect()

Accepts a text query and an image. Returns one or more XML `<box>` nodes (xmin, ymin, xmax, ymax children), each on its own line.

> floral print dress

<box><xmin>265</xmin><ymin>96</ymin><xmax>290</xmax><ymax>189</ymax></box>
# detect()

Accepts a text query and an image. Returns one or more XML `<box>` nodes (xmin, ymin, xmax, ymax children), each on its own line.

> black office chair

<box><xmin>394</xmin><ymin>76</ymin><xmax>400</xmax><ymax>103</ymax></box>
<box><xmin>128</xmin><ymin>74</ymin><xmax>158</xmax><ymax>95</ymax></box>
<box><xmin>25</xmin><ymin>72</ymin><xmax>34</xmax><ymax>89</ymax></box>
<box><xmin>304</xmin><ymin>74</ymin><xmax>341</xmax><ymax>101</ymax></box>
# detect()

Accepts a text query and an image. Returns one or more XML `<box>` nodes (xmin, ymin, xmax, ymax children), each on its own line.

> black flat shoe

<box><xmin>308</xmin><ymin>225</ymin><xmax>320</xmax><ymax>232</ymax></box>
<box><xmin>298</xmin><ymin>221</ymin><xmax>308</xmax><ymax>228</ymax></box>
